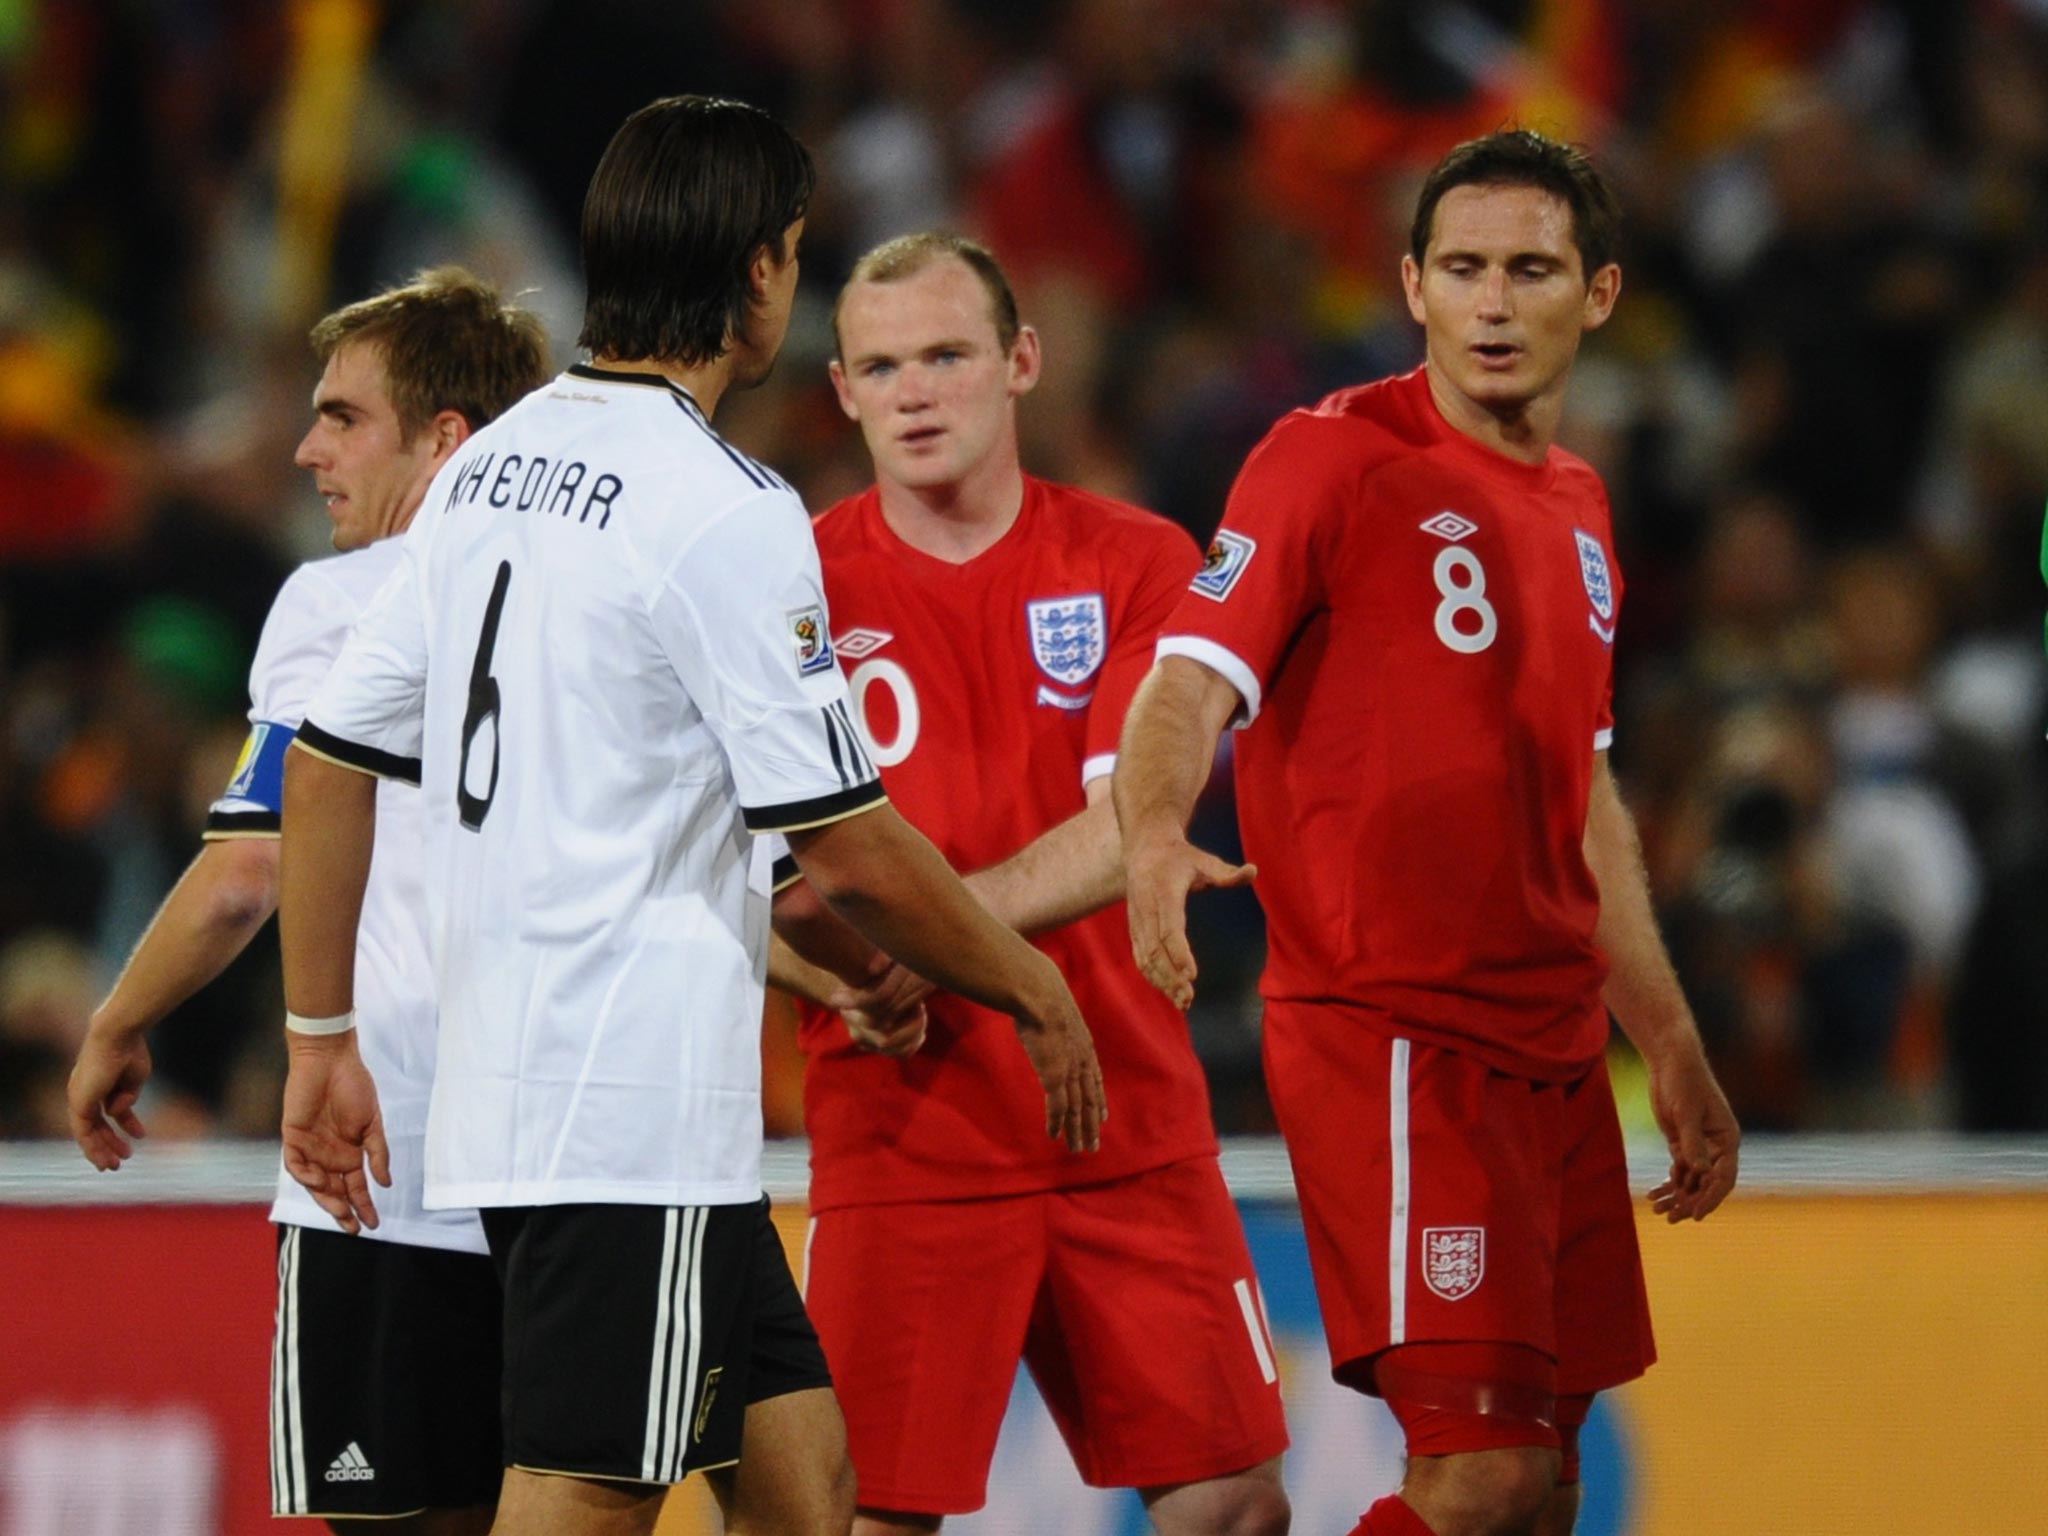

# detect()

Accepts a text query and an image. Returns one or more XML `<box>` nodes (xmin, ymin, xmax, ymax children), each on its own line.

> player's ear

<box><xmin>425</xmin><ymin>409</ymin><xmax>471</xmax><ymax>465</ymax></box>
<box><xmin>827</xmin><ymin>358</ymin><xmax>860</xmax><ymax>421</ymax></box>
<box><xmin>1401</xmin><ymin>254</ymin><xmax>1427</xmax><ymax>326</ymax></box>
<box><xmin>1008</xmin><ymin>326</ymin><xmax>1042</xmax><ymax>399</ymax></box>
<box><xmin>1581</xmin><ymin>262</ymin><xmax>1621</xmax><ymax>332</ymax></box>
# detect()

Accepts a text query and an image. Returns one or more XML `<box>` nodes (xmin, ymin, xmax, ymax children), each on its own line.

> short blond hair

<box><xmin>309</xmin><ymin>267</ymin><xmax>550</xmax><ymax>440</ymax></box>
<box><xmin>833</xmin><ymin>233</ymin><xmax>1020</xmax><ymax>356</ymax></box>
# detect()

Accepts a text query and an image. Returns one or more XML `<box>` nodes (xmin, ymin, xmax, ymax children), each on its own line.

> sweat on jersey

<box><xmin>796</xmin><ymin>478</ymin><xmax>1220</xmax><ymax>1212</ymax></box>
<box><xmin>1157</xmin><ymin>366</ymin><xmax>1620</xmax><ymax>1083</ymax></box>
<box><xmin>300</xmin><ymin>364</ymin><xmax>884</xmax><ymax>1211</ymax></box>
<box><xmin>208</xmin><ymin>541</ymin><xmax>483</xmax><ymax>1254</ymax></box>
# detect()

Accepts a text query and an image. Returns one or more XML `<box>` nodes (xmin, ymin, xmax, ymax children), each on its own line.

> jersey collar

<box><xmin>565</xmin><ymin>363</ymin><xmax>708</xmax><ymax>420</ymax></box>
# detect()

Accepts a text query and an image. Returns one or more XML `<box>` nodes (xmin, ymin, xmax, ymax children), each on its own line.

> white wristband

<box><xmin>286</xmin><ymin>1009</ymin><xmax>356</xmax><ymax>1036</ymax></box>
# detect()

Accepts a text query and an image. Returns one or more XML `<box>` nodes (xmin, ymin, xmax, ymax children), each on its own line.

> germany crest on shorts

<box><xmin>1026</xmin><ymin>595</ymin><xmax>1106</xmax><ymax>688</ymax></box>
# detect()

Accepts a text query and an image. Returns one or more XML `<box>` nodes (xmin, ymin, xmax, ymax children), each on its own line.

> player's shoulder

<box><xmin>264</xmin><ymin>540</ymin><xmax>404</xmax><ymax>640</ymax></box>
<box><xmin>1247</xmin><ymin>369</ymin><xmax>1435</xmax><ymax>482</ymax></box>
<box><xmin>1029</xmin><ymin>477</ymin><xmax>1203</xmax><ymax>560</ymax></box>
<box><xmin>1549</xmin><ymin>444</ymin><xmax>1611</xmax><ymax>505</ymax></box>
<box><xmin>810</xmin><ymin>486</ymin><xmax>880</xmax><ymax>554</ymax></box>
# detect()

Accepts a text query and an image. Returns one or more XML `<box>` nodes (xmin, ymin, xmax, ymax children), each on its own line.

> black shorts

<box><xmin>270</xmin><ymin>1224</ymin><xmax>503</xmax><ymax>1519</ymax></box>
<box><xmin>481</xmin><ymin>1196</ymin><xmax>831</xmax><ymax>1486</ymax></box>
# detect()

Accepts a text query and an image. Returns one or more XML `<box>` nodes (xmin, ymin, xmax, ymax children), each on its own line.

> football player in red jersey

<box><xmin>774</xmin><ymin>233</ymin><xmax>1291</xmax><ymax>1536</ymax></box>
<box><xmin>1116</xmin><ymin>132</ymin><xmax>1742</xmax><ymax>1536</ymax></box>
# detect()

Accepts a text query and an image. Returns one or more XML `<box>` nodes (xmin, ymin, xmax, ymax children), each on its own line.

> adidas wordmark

<box><xmin>325</xmin><ymin>1443</ymin><xmax>376</xmax><ymax>1483</ymax></box>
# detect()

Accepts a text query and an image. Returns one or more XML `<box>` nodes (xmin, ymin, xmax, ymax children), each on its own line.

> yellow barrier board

<box><xmin>655</xmin><ymin>1195</ymin><xmax>2048</xmax><ymax>1535</ymax></box>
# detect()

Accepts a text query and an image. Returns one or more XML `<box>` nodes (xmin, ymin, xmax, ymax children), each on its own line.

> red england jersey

<box><xmin>799</xmin><ymin>477</ymin><xmax>1220</xmax><ymax>1211</ymax></box>
<box><xmin>1158</xmin><ymin>367</ymin><xmax>1620</xmax><ymax>1081</ymax></box>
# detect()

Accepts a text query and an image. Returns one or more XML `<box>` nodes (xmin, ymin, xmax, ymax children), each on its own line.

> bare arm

<box><xmin>1585</xmin><ymin>752</ymin><xmax>1740</xmax><ymax>1221</ymax></box>
<box><xmin>963</xmin><ymin>781</ymin><xmax>1124</xmax><ymax>935</ymax></box>
<box><xmin>68</xmin><ymin>837</ymin><xmax>282</xmax><ymax>1168</ymax></box>
<box><xmin>276</xmin><ymin>745</ymin><xmax>389</xmax><ymax>1231</ymax></box>
<box><xmin>1112</xmin><ymin>657</ymin><xmax>1251</xmax><ymax>1008</ymax></box>
<box><xmin>784</xmin><ymin>803</ymin><xmax>1103</xmax><ymax>1149</ymax></box>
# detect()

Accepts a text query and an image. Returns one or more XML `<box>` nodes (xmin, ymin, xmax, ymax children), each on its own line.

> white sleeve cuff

<box><xmin>1594</xmin><ymin>727</ymin><xmax>1614</xmax><ymax>752</ymax></box>
<box><xmin>1154</xmin><ymin>636</ymin><xmax>1262</xmax><ymax>727</ymax></box>
<box><xmin>1081</xmin><ymin>753</ymin><xmax>1116</xmax><ymax>785</ymax></box>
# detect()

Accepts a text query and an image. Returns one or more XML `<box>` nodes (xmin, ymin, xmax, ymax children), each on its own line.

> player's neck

<box><xmin>593</xmin><ymin>352</ymin><xmax>740</xmax><ymax>420</ymax></box>
<box><xmin>875</xmin><ymin>452</ymin><xmax>1026</xmax><ymax>565</ymax></box>
<box><xmin>1421</xmin><ymin>359</ymin><xmax>1565</xmax><ymax>467</ymax></box>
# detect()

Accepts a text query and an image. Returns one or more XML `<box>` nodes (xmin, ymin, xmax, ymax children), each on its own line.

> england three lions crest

<box><xmin>1027</xmin><ymin>595</ymin><xmax>1106</xmax><ymax>688</ymax></box>
<box><xmin>1573</xmin><ymin>530</ymin><xmax>1614</xmax><ymax>623</ymax></box>
<box><xmin>1422</xmin><ymin>1226</ymin><xmax>1485</xmax><ymax>1302</ymax></box>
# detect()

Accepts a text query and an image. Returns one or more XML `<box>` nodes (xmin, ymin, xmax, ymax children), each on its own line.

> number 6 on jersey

<box><xmin>458</xmin><ymin>560</ymin><xmax>512</xmax><ymax>830</ymax></box>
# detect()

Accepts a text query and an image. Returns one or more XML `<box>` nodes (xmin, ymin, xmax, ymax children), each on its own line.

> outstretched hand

<box><xmin>281</xmin><ymin>1030</ymin><xmax>391</xmax><ymax>1235</ymax></box>
<box><xmin>68</xmin><ymin>1028</ymin><xmax>153</xmax><ymax>1171</ymax></box>
<box><xmin>1010</xmin><ymin>959</ymin><xmax>1107</xmax><ymax>1153</ymax></box>
<box><xmin>1124</xmin><ymin>834</ymin><xmax>1255</xmax><ymax>1010</ymax></box>
<box><xmin>1646</xmin><ymin>1044</ymin><xmax>1741</xmax><ymax>1223</ymax></box>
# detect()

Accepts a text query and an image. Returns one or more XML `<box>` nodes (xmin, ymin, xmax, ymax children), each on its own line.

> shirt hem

<box><xmin>269</xmin><ymin>1208</ymin><xmax>490</xmax><ymax>1256</ymax></box>
<box><xmin>426</xmin><ymin>1178</ymin><xmax>766</xmax><ymax>1209</ymax></box>
<box><xmin>1260</xmin><ymin>993</ymin><xmax>1607</xmax><ymax>1085</ymax></box>
<box><xmin>804</xmin><ymin>1140</ymin><xmax>1219</xmax><ymax>1215</ymax></box>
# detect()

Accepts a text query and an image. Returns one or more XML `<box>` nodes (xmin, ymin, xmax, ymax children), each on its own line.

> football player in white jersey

<box><xmin>68</xmin><ymin>268</ymin><xmax>551</xmax><ymax>1534</ymax></box>
<box><xmin>274</xmin><ymin>97</ymin><xmax>1105</xmax><ymax>1536</ymax></box>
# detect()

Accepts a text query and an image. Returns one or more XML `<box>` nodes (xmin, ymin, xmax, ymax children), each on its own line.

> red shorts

<box><xmin>802</xmin><ymin>1157</ymin><xmax>1289</xmax><ymax>1514</ymax></box>
<box><xmin>1263</xmin><ymin>1001</ymin><xmax>1655</xmax><ymax>1397</ymax></box>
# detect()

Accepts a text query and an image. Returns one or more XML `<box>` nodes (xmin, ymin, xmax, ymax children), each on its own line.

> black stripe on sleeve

<box><xmin>742</xmin><ymin>780</ymin><xmax>887</xmax><ymax>834</ymax></box>
<box><xmin>295</xmin><ymin>721</ymin><xmax>423</xmax><ymax>786</ymax></box>
<box><xmin>204</xmin><ymin>809</ymin><xmax>281</xmax><ymax>837</ymax></box>
<box><xmin>770</xmin><ymin>854</ymin><xmax>803</xmax><ymax>892</ymax></box>
<box><xmin>819</xmin><ymin>708</ymin><xmax>853</xmax><ymax>792</ymax></box>
<box><xmin>830</xmin><ymin>700</ymin><xmax>874</xmax><ymax>780</ymax></box>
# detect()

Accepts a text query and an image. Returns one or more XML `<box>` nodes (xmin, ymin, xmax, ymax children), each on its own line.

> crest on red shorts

<box><xmin>1422</xmin><ymin>1227</ymin><xmax>1485</xmax><ymax>1301</ymax></box>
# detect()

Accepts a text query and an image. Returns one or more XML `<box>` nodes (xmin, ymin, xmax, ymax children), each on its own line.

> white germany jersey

<box><xmin>207</xmin><ymin>542</ymin><xmax>483</xmax><ymax>1253</ymax></box>
<box><xmin>301</xmin><ymin>365</ymin><xmax>884</xmax><ymax>1210</ymax></box>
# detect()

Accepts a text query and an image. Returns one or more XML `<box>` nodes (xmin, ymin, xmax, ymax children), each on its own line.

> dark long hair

<box><xmin>578</xmin><ymin>95</ymin><xmax>815</xmax><ymax>365</ymax></box>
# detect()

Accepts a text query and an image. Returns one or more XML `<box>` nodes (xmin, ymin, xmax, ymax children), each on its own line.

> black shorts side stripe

<box><xmin>296</xmin><ymin>721</ymin><xmax>423</xmax><ymax>786</ymax></box>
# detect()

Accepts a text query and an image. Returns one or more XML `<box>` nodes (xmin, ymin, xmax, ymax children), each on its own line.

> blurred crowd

<box><xmin>4</xmin><ymin>0</ymin><xmax>2047</xmax><ymax>1148</ymax></box>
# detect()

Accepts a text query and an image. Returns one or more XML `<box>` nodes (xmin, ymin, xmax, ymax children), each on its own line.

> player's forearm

<box><xmin>1113</xmin><ymin>658</ymin><xmax>1231</xmax><ymax>853</ymax></box>
<box><xmin>88</xmin><ymin>841</ymin><xmax>280</xmax><ymax>1041</ymax></box>
<box><xmin>767</xmin><ymin>929</ymin><xmax>859</xmax><ymax>1008</ymax></box>
<box><xmin>771</xmin><ymin>878</ymin><xmax>890</xmax><ymax>987</ymax></box>
<box><xmin>1585</xmin><ymin>761</ymin><xmax>1704</xmax><ymax>1064</ymax></box>
<box><xmin>965</xmin><ymin>792</ymin><xmax>1123</xmax><ymax>936</ymax></box>
<box><xmin>786</xmin><ymin>805</ymin><xmax>1064</xmax><ymax>1018</ymax></box>
<box><xmin>278</xmin><ymin>748</ymin><xmax>377</xmax><ymax>1018</ymax></box>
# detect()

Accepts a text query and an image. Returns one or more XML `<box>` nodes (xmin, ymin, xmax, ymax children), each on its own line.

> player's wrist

<box><xmin>285</xmin><ymin>1007</ymin><xmax>357</xmax><ymax>1038</ymax></box>
<box><xmin>84</xmin><ymin>1010</ymin><xmax>147</xmax><ymax>1048</ymax></box>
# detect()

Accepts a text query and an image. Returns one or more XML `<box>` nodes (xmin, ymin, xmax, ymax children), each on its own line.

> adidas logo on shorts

<box><xmin>325</xmin><ymin>1443</ymin><xmax>376</xmax><ymax>1483</ymax></box>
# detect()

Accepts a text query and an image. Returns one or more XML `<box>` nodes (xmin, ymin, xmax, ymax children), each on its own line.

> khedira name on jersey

<box><xmin>441</xmin><ymin>450</ymin><xmax>625</xmax><ymax>531</ymax></box>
